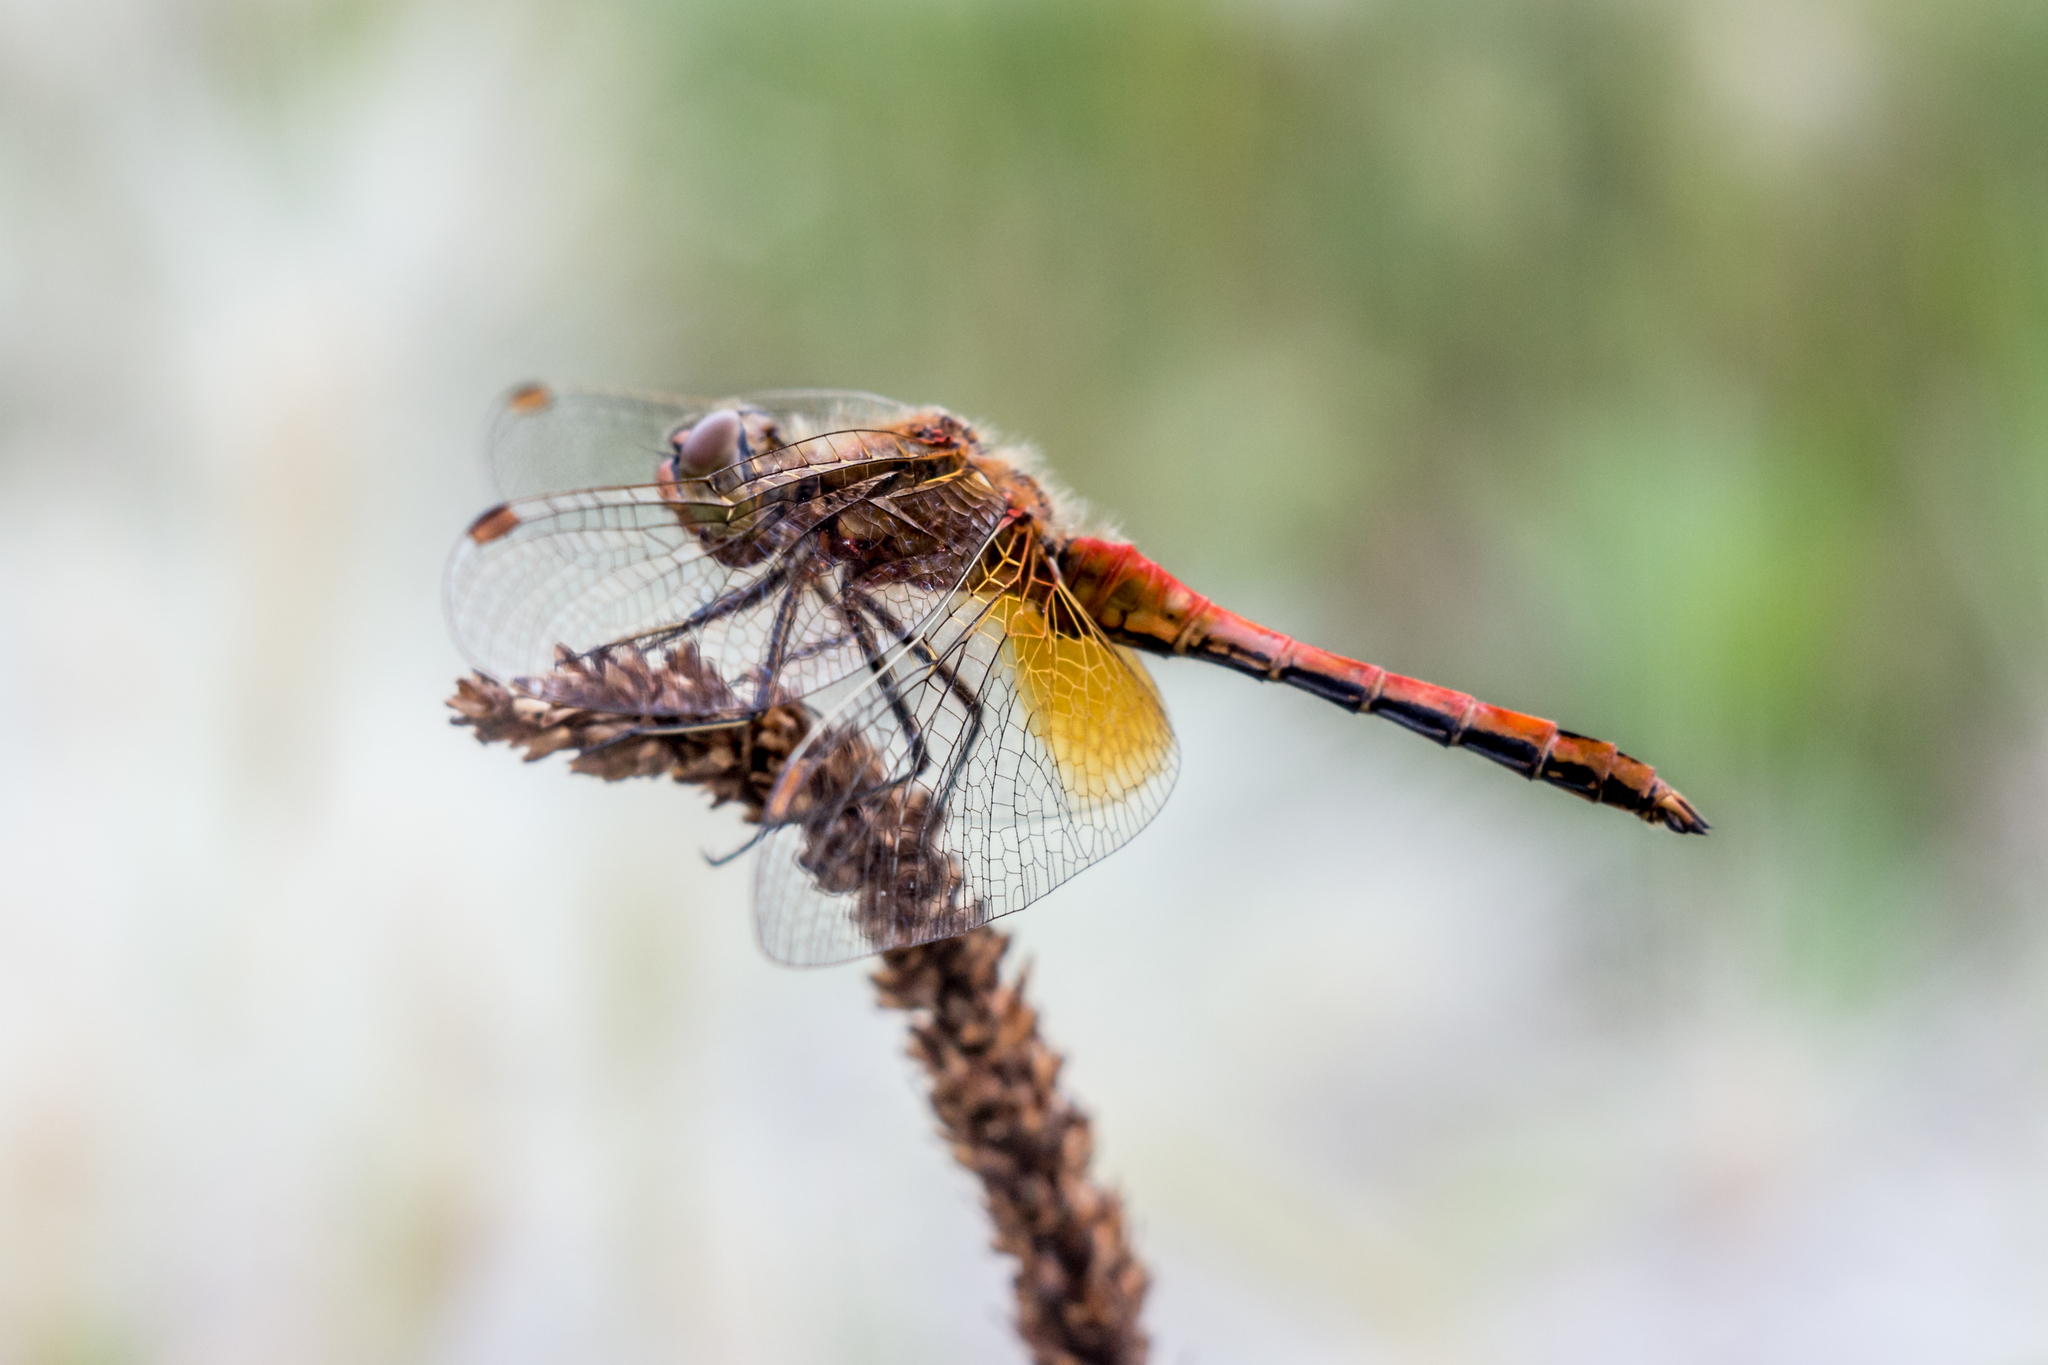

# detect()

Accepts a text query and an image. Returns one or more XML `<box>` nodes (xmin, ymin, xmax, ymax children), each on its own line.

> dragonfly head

<box><xmin>662</xmin><ymin>406</ymin><xmax>783</xmax><ymax>478</ymax></box>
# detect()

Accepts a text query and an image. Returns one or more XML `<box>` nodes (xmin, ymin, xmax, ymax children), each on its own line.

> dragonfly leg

<box><xmin>598</xmin><ymin>548</ymin><xmax>800</xmax><ymax>663</ymax></box>
<box><xmin>703</xmin><ymin>824</ymin><xmax>772</xmax><ymax>867</ymax></box>
<box><xmin>776</xmin><ymin>627</ymin><xmax>857</xmax><ymax>668</ymax></box>
<box><xmin>750</xmin><ymin>556</ymin><xmax>813</xmax><ymax>713</ymax></box>
<box><xmin>844</xmin><ymin>588</ymin><xmax>986</xmax><ymax>824</ymax></box>
<box><xmin>836</xmin><ymin>595</ymin><xmax>933</xmax><ymax>784</ymax></box>
<box><xmin>759</xmin><ymin>575</ymin><xmax>992</xmax><ymax>846</ymax></box>
<box><xmin>753</xmin><ymin>582</ymin><xmax>967</xmax><ymax>844</ymax></box>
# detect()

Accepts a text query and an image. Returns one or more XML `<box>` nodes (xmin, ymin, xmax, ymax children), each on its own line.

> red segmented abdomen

<box><xmin>1056</xmin><ymin>535</ymin><xmax>1708</xmax><ymax>834</ymax></box>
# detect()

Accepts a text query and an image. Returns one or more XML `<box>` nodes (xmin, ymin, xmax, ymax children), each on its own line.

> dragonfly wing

<box><xmin>446</xmin><ymin>479</ymin><xmax>1009</xmax><ymax>720</ymax></box>
<box><xmin>486</xmin><ymin>385</ymin><xmax>709</xmax><ymax>500</ymax></box>
<box><xmin>751</xmin><ymin>539</ymin><xmax>1181</xmax><ymax>965</ymax></box>
<box><xmin>447</xmin><ymin>481</ymin><xmax>808</xmax><ymax>716</ymax></box>
<box><xmin>735</xmin><ymin>389</ymin><xmax>920</xmax><ymax>432</ymax></box>
<box><xmin>484</xmin><ymin>383</ymin><xmax>920</xmax><ymax>499</ymax></box>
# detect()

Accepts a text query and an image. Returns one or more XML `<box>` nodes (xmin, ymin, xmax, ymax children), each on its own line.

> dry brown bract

<box><xmin>448</xmin><ymin>650</ymin><xmax>1150</xmax><ymax>1365</ymax></box>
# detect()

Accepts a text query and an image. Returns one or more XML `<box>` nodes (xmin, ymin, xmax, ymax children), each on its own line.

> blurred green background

<box><xmin>4</xmin><ymin>0</ymin><xmax>2047</xmax><ymax>1361</ymax></box>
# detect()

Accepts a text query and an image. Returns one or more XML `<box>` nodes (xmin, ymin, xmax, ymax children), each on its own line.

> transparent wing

<box><xmin>448</xmin><ymin>394</ymin><xmax>1010</xmax><ymax>720</ymax></box>
<box><xmin>482</xmin><ymin>382</ymin><xmax>918</xmax><ymax>500</ymax></box>
<box><xmin>751</xmin><ymin>534</ymin><xmax>1180</xmax><ymax>965</ymax></box>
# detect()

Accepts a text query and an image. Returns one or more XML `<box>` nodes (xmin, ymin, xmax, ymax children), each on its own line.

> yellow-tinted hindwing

<box><xmin>981</xmin><ymin>586</ymin><xmax>1172</xmax><ymax>808</ymax></box>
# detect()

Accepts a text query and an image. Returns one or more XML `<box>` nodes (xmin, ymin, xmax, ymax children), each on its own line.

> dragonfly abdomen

<box><xmin>1057</xmin><ymin>535</ymin><xmax>1707</xmax><ymax>834</ymax></box>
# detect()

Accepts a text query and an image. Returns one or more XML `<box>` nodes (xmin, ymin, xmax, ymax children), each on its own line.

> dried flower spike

<box><xmin>876</xmin><ymin>930</ymin><xmax>1149</xmax><ymax>1365</ymax></box>
<box><xmin>449</xmin><ymin>667</ymin><xmax>1150</xmax><ymax>1363</ymax></box>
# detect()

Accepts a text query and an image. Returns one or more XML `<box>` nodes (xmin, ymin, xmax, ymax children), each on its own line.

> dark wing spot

<box><xmin>507</xmin><ymin>382</ymin><xmax>552</xmax><ymax>413</ymax></box>
<box><xmin>467</xmin><ymin>503</ymin><xmax>521</xmax><ymax>544</ymax></box>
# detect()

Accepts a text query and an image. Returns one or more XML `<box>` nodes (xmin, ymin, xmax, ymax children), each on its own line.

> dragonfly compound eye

<box><xmin>671</xmin><ymin>408</ymin><xmax>746</xmax><ymax>474</ymax></box>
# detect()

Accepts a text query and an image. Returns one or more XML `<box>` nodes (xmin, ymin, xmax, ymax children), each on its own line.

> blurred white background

<box><xmin>4</xmin><ymin>0</ymin><xmax>2048</xmax><ymax>1361</ymax></box>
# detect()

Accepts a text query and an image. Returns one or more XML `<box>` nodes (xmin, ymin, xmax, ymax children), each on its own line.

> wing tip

<box><xmin>465</xmin><ymin>502</ymin><xmax>522</xmax><ymax>544</ymax></box>
<box><xmin>506</xmin><ymin>381</ymin><xmax>553</xmax><ymax>413</ymax></box>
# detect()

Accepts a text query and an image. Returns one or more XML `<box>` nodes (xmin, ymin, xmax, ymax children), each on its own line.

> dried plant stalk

<box><xmin>875</xmin><ymin>930</ymin><xmax>1148</xmax><ymax>1365</ymax></box>
<box><xmin>448</xmin><ymin>660</ymin><xmax>1150</xmax><ymax>1364</ymax></box>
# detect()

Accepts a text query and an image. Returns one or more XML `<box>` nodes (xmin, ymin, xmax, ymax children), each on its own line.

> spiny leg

<box><xmin>846</xmin><ymin>587</ymin><xmax>986</xmax><ymax>827</ymax></box>
<box><xmin>626</xmin><ymin>489</ymin><xmax>895</xmax><ymax>661</ymax></box>
<box><xmin>753</xmin><ymin>578</ymin><xmax>991</xmax><ymax>845</ymax></box>
<box><xmin>586</xmin><ymin>546</ymin><xmax>800</xmax><ymax>669</ymax></box>
<box><xmin>751</xmin><ymin>580</ymin><xmax>805</xmax><ymax>712</ymax></box>
<box><xmin>574</xmin><ymin>554</ymin><xmax>832</xmax><ymax>781</ymax></box>
<box><xmin>837</xmin><ymin>593</ymin><xmax>934</xmax><ymax>788</ymax></box>
<box><xmin>572</xmin><ymin>554</ymin><xmax>819</xmax><ymax>762</ymax></box>
<box><xmin>778</xmin><ymin>626</ymin><xmax>858</xmax><ymax>668</ymax></box>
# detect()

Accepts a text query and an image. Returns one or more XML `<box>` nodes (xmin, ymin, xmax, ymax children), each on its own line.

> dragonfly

<box><xmin>447</xmin><ymin>384</ymin><xmax>1707</xmax><ymax>965</ymax></box>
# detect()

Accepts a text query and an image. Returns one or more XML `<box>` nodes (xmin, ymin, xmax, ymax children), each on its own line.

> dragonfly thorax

<box><xmin>968</xmin><ymin>450</ymin><xmax>1059</xmax><ymax>538</ymax></box>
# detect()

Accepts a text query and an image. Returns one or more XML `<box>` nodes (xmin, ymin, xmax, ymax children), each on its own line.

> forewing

<box><xmin>446</xmin><ymin>481</ymin><xmax>809</xmax><ymax>718</ymax></box>
<box><xmin>483</xmin><ymin>383</ymin><xmax>916</xmax><ymax>499</ymax></box>
<box><xmin>750</xmin><ymin>543</ymin><xmax>1180</xmax><ymax>965</ymax></box>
